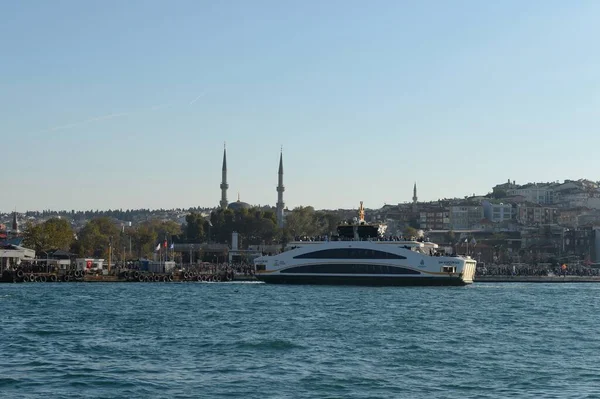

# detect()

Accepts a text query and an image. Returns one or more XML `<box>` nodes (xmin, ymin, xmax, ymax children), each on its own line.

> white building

<box><xmin>0</xmin><ymin>245</ymin><xmax>35</xmax><ymax>271</ymax></box>
<box><xmin>449</xmin><ymin>204</ymin><xmax>484</xmax><ymax>230</ymax></box>
<box><xmin>482</xmin><ymin>201</ymin><xmax>513</xmax><ymax>223</ymax></box>
<box><xmin>75</xmin><ymin>258</ymin><xmax>105</xmax><ymax>271</ymax></box>
<box><xmin>506</xmin><ymin>184</ymin><xmax>555</xmax><ymax>204</ymax></box>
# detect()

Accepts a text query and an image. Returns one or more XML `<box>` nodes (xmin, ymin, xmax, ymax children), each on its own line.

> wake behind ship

<box><xmin>254</xmin><ymin>202</ymin><xmax>476</xmax><ymax>286</ymax></box>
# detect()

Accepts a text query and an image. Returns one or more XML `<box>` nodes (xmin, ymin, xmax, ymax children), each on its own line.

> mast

<box><xmin>108</xmin><ymin>236</ymin><xmax>112</xmax><ymax>275</ymax></box>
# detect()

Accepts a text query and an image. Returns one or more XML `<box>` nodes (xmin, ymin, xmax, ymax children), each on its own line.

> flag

<box><xmin>155</xmin><ymin>243</ymin><xmax>161</xmax><ymax>251</ymax></box>
<box><xmin>163</xmin><ymin>239</ymin><xmax>168</xmax><ymax>248</ymax></box>
<box><xmin>170</xmin><ymin>242</ymin><xmax>174</xmax><ymax>250</ymax></box>
<box><xmin>470</xmin><ymin>237</ymin><xmax>477</xmax><ymax>246</ymax></box>
<box><xmin>464</xmin><ymin>238</ymin><xmax>468</xmax><ymax>243</ymax></box>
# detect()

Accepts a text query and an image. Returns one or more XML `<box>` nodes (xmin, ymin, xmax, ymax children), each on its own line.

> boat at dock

<box><xmin>254</xmin><ymin>202</ymin><xmax>476</xmax><ymax>286</ymax></box>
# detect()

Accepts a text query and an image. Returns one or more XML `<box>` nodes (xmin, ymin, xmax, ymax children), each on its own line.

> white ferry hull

<box><xmin>254</xmin><ymin>241</ymin><xmax>476</xmax><ymax>287</ymax></box>
<box><xmin>256</xmin><ymin>274</ymin><xmax>468</xmax><ymax>286</ymax></box>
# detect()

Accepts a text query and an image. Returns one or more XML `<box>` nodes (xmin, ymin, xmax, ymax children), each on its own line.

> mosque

<box><xmin>218</xmin><ymin>145</ymin><xmax>285</xmax><ymax>228</ymax></box>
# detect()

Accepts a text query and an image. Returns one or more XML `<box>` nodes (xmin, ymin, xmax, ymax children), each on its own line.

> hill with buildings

<box><xmin>4</xmin><ymin>177</ymin><xmax>600</xmax><ymax>267</ymax></box>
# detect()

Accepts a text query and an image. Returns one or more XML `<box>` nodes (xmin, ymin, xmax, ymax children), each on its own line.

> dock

<box><xmin>475</xmin><ymin>276</ymin><xmax>600</xmax><ymax>283</ymax></box>
<box><xmin>1</xmin><ymin>269</ymin><xmax>259</xmax><ymax>283</ymax></box>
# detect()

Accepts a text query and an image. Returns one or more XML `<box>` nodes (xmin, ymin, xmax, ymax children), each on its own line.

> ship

<box><xmin>254</xmin><ymin>202</ymin><xmax>476</xmax><ymax>286</ymax></box>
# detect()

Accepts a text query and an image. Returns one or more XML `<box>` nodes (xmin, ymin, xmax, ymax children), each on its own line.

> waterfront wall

<box><xmin>475</xmin><ymin>276</ymin><xmax>600</xmax><ymax>283</ymax></box>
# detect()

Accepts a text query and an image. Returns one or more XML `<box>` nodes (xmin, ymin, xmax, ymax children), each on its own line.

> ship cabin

<box><xmin>284</xmin><ymin>201</ymin><xmax>442</xmax><ymax>257</ymax></box>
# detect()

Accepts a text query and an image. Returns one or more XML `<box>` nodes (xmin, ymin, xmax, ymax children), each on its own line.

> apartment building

<box><xmin>516</xmin><ymin>203</ymin><xmax>558</xmax><ymax>225</ymax></box>
<box><xmin>482</xmin><ymin>201</ymin><xmax>512</xmax><ymax>223</ymax></box>
<box><xmin>418</xmin><ymin>206</ymin><xmax>450</xmax><ymax>230</ymax></box>
<box><xmin>449</xmin><ymin>204</ymin><xmax>484</xmax><ymax>230</ymax></box>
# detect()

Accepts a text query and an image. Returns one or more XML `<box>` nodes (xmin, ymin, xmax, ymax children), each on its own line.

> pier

<box><xmin>1</xmin><ymin>269</ymin><xmax>258</xmax><ymax>283</ymax></box>
<box><xmin>475</xmin><ymin>275</ymin><xmax>600</xmax><ymax>283</ymax></box>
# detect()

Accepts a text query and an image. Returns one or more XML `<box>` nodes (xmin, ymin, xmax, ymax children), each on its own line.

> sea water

<box><xmin>1</xmin><ymin>282</ymin><xmax>600</xmax><ymax>398</ymax></box>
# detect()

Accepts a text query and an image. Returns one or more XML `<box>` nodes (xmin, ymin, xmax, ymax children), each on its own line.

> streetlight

<box><xmin>41</xmin><ymin>250</ymin><xmax>49</xmax><ymax>274</ymax></box>
<box><xmin>108</xmin><ymin>236</ymin><xmax>113</xmax><ymax>274</ymax></box>
<box><xmin>205</xmin><ymin>218</ymin><xmax>213</xmax><ymax>244</ymax></box>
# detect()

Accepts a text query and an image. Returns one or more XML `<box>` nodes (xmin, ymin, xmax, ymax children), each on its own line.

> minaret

<box><xmin>219</xmin><ymin>143</ymin><xmax>229</xmax><ymax>209</ymax></box>
<box><xmin>412</xmin><ymin>182</ymin><xmax>418</xmax><ymax>204</ymax></box>
<box><xmin>276</xmin><ymin>148</ymin><xmax>285</xmax><ymax>228</ymax></box>
<box><xmin>12</xmin><ymin>210</ymin><xmax>18</xmax><ymax>233</ymax></box>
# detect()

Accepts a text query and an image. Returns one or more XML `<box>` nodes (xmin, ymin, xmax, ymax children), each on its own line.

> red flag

<box><xmin>163</xmin><ymin>240</ymin><xmax>168</xmax><ymax>248</ymax></box>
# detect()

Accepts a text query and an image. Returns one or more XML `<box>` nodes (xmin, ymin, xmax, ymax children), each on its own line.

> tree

<box><xmin>205</xmin><ymin>207</ymin><xmax>279</xmax><ymax>248</ymax></box>
<box><xmin>408</xmin><ymin>217</ymin><xmax>420</xmax><ymax>229</ymax></box>
<box><xmin>444</xmin><ymin>230</ymin><xmax>456</xmax><ymax>243</ymax></box>
<box><xmin>403</xmin><ymin>226</ymin><xmax>418</xmax><ymax>239</ymax></box>
<box><xmin>492</xmin><ymin>189</ymin><xmax>507</xmax><ymax>199</ymax></box>
<box><xmin>129</xmin><ymin>220</ymin><xmax>182</xmax><ymax>258</ymax></box>
<box><xmin>210</xmin><ymin>208</ymin><xmax>235</xmax><ymax>244</ymax></box>
<box><xmin>283</xmin><ymin>206</ymin><xmax>319</xmax><ymax>240</ymax></box>
<box><xmin>23</xmin><ymin>218</ymin><xmax>74</xmax><ymax>253</ymax></box>
<box><xmin>184</xmin><ymin>213</ymin><xmax>207</xmax><ymax>241</ymax></box>
<box><xmin>23</xmin><ymin>222</ymin><xmax>45</xmax><ymax>252</ymax></box>
<box><xmin>43</xmin><ymin>218</ymin><xmax>74</xmax><ymax>250</ymax></box>
<box><xmin>315</xmin><ymin>211</ymin><xmax>341</xmax><ymax>236</ymax></box>
<box><xmin>74</xmin><ymin>217</ymin><xmax>120</xmax><ymax>258</ymax></box>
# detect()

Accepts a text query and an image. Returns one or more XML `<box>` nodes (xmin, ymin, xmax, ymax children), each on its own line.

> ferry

<box><xmin>254</xmin><ymin>202</ymin><xmax>476</xmax><ymax>286</ymax></box>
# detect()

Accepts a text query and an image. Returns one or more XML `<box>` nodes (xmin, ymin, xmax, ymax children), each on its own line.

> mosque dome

<box><xmin>228</xmin><ymin>197</ymin><xmax>252</xmax><ymax>211</ymax></box>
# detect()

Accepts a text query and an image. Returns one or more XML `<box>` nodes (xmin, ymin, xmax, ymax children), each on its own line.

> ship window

<box><xmin>281</xmin><ymin>264</ymin><xmax>420</xmax><ymax>275</ymax></box>
<box><xmin>256</xmin><ymin>264</ymin><xmax>266</xmax><ymax>271</ymax></box>
<box><xmin>442</xmin><ymin>266</ymin><xmax>456</xmax><ymax>273</ymax></box>
<box><xmin>293</xmin><ymin>248</ymin><xmax>406</xmax><ymax>260</ymax></box>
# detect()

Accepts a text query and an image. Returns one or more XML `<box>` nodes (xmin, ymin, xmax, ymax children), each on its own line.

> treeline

<box><xmin>23</xmin><ymin>218</ymin><xmax>182</xmax><ymax>259</ymax></box>
<box><xmin>21</xmin><ymin>207</ymin><xmax>214</xmax><ymax>222</ymax></box>
<box><xmin>22</xmin><ymin>206</ymin><xmax>347</xmax><ymax>259</ymax></box>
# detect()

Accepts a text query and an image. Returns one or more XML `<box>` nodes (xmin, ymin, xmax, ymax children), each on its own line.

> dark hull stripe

<box><xmin>256</xmin><ymin>274</ymin><xmax>469</xmax><ymax>286</ymax></box>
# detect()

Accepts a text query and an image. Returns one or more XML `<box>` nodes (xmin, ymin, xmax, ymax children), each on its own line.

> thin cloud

<box><xmin>38</xmin><ymin>112</ymin><xmax>130</xmax><ymax>134</ymax></box>
<box><xmin>32</xmin><ymin>98</ymin><xmax>185</xmax><ymax>135</ymax></box>
<box><xmin>189</xmin><ymin>91</ymin><xmax>206</xmax><ymax>105</ymax></box>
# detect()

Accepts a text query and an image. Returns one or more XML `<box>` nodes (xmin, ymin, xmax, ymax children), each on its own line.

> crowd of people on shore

<box><xmin>184</xmin><ymin>262</ymin><xmax>255</xmax><ymax>276</ymax></box>
<box><xmin>476</xmin><ymin>264</ymin><xmax>600</xmax><ymax>277</ymax></box>
<box><xmin>293</xmin><ymin>235</ymin><xmax>427</xmax><ymax>242</ymax></box>
<box><xmin>113</xmin><ymin>260</ymin><xmax>256</xmax><ymax>276</ymax></box>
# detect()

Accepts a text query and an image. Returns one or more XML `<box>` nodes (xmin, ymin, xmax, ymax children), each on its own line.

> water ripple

<box><xmin>2</xmin><ymin>283</ymin><xmax>600</xmax><ymax>398</ymax></box>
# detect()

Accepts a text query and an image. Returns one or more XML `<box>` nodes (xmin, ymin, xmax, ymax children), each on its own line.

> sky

<box><xmin>1</xmin><ymin>0</ymin><xmax>600</xmax><ymax>212</ymax></box>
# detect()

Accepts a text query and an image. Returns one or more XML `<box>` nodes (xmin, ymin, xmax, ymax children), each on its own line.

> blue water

<box><xmin>2</xmin><ymin>282</ymin><xmax>600</xmax><ymax>398</ymax></box>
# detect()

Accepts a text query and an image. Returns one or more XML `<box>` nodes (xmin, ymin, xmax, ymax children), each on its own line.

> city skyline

<box><xmin>2</xmin><ymin>1</ymin><xmax>600</xmax><ymax>211</ymax></box>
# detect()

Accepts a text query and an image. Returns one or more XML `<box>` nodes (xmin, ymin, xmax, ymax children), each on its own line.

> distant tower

<box><xmin>412</xmin><ymin>182</ymin><xmax>418</xmax><ymax>204</ymax></box>
<box><xmin>219</xmin><ymin>143</ymin><xmax>229</xmax><ymax>209</ymax></box>
<box><xmin>12</xmin><ymin>210</ymin><xmax>18</xmax><ymax>233</ymax></box>
<box><xmin>276</xmin><ymin>148</ymin><xmax>285</xmax><ymax>228</ymax></box>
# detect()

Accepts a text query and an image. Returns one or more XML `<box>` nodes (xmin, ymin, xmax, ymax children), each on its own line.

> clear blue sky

<box><xmin>2</xmin><ymin>0</ymin><xmax>599</xmax><ymax>212</ymax></box>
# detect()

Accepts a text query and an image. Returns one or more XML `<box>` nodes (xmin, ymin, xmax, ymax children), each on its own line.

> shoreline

<box><xmin>82</xmin><ymin>275</ymin><xmax>260</xmax><ymax>283</ymax></box>
<box><xmin>475</xmin><ymin>276</ymin><xmax>600</xmax><ymax>283</ymax></box>
<box><xmin>63</xmin><ymin>276</ymin><xmax>600</xmax><ymax>284</ymax></box>
<box><xmin>0</xmin><ymin>274</ymin><xmax>259</xmax><ymax>283</ymax></box>
<box><xmin>6</xmin><ymin>274</ymin><xmax>600</xmax><ymax>284</ymax></box>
